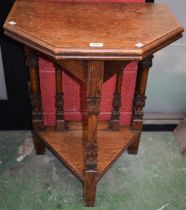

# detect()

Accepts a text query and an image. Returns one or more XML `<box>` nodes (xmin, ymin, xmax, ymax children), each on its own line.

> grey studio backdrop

<box><xmin>144</xmin><ymin>0</ymin><xmax>186</xmax><ymax>124</ymax></box>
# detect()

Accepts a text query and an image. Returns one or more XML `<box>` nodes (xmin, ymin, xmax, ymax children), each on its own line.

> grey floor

<box><xmin>0</xmin><ymin>131</ymin><xmax>186</xmax><ymax>210</ymax></box>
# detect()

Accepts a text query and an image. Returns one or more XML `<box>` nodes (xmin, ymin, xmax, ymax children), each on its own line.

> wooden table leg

<box><xmin>110</xmin><ymin>70</ymin><xmax>123</xmax><ymax>130</ymax></box>
<box><xmin>54</xmin><ymin>62</ymin><xmax>65</xmax><ymax>131</ymax></box>
<box><xmin>25</xmin><ymin>48</ymin><xmax>45</xmax><ymax>154</ymax></box>
<box><xmin>128</xmin><ymin>55</ymin><xmax>153</xmax><ymax>154</ymax></box>
<box><xmin>84</xmin><ymin>61</ymin><xmax>104</xmax><ymax>207</ymax></box>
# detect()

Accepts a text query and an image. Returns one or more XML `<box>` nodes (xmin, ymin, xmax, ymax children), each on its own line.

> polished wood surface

<box><xmin>59</xmin><ymin>60</ymin><xmax>87</xmax><ymax>83</ymax></box>
<box><xmin>103</xmin><ymin>61</ymin><xmax>129</xmax><ymax>82</ymax></box>
<box><xmin>84</xmin><ymin>61</ymin><xmax>104</xmax><ymax>206</ymax></box>
<box><xmin>132</xmin><ymin>55</ymin><xmax>153</xmax><ymax>130</ymax></box>
<box><xmin>4</xmin><ymin>0</ymin><xmax>184</xmax><ymax>207</ymax></box>
<box><xmin>4</xmin><ymin>1</ymin><xmax>183</xmax><ymax>60</ymax></box>
<box><xmin>129</xmin><ymin>56</ymin><xmax>153</xmax><ymax>154</ymax></box>
<box><xmin>35</xmin><ymin>126</ymin><xmax>139</xmax><ymax>182</ymax></box>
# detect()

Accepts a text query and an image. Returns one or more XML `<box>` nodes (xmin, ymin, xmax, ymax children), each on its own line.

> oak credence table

<box><xmin>4</xmin><ymin>1</ymin><xmax>184</xmax><ymax>206</ymax></box>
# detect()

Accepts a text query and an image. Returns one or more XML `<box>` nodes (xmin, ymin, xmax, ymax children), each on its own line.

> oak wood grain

<box><xmin>104</xmin><ymin>61</ymin><xmax>129</xmax><ymax>82</ymax></box>
<box><xmin>84</xmin><ymin>61</ymin><xmax>104</xmax><ymax>206</ymax></box>
<box><xmin>4</xmin><ymin>2</ymin><xmax>184</xmax><ymax>60</ymax></box>
<box><xmin>129</xmin><ymin>55</ymin><xmax>153</xmax><ymax>154</ymax></box>
<box><xmin>59</xmin><ymin>60</ymin><xmax>88</xmax><ymax>83</ymax></box>
<box><xmin>35</xmin><ymin>126</ymin><xmax>139</xmax><ymax>182</ymax></box>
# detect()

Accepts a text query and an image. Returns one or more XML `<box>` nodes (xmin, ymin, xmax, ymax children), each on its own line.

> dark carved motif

<box><xmin>134</xmin><ymin>93</ymin><xmax>146</xmax><ymax>108</ymax></box>
<box><xmin>133</xmin><ymin>94</ymin><xmax>146</xmax><ymax>124</ymax></box>
<box><xmin>30</xmin><ymin>94</ymin><xmax>42</xmax><ymax>112</ymax></box>
<box><xmin>55</xmin><ymin>92</ymin><xmax>64</xmax><ymax>120</ymax></box>
<box><xmin>111</xmin><ymin>93</ymin><xmax>121</xmax><ymax>120</ymax></box>
<box><xmin>87</xmin><ymin>97</ymin><xmax>101</xmax><ymax>115</ymax></box>
<box><xmin>56</xmin><ymin>93</ymin><xmax>64</xmax><ymax>112</ymax></box>
<box><xmin>85</xmin><ymin>142</ymin><xmax>97</xmax><ymax>172</ymax></box>
<box><xmin>110</xmin><ymin>94</ymin><xmax>122</xmax><ymax>130</ymax></box>
<box><xmin>113</xmin><ymin>94</ymin><xmax>121</xmax><ymax>112</ymax></box>
<box><xmin>110</xmin><ymin>69</ymin><xmax>123</xmax><ymax>131</ymax></box>
<box><xmin>30</xmin><ymin>93</ymin><xmax>43</xmax><ymax>130</ymax></box>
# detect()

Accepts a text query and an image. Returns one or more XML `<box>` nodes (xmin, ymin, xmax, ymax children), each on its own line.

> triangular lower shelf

<box><xmin>35</xmin><ymin>126</ymin><xmax>139</xmax><ymax>183</ymax></box>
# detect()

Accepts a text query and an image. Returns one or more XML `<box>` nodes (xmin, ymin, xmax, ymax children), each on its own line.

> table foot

<box><xmin>33</xmin><ymin>133</ymin><xmax>46</xmax><ymax>154</ymax></box>
<box><xmin>84</xmin><ymin>172</ymin><xmax>97</xmax><ymax>207</ymax></box>
<box><xmin>128</xmin><ymin>133</ymin><xmax>140</xmax><ymax>154</ymax></box>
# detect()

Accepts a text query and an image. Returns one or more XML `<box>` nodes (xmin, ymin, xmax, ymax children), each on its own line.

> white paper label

<box><xmin>135</xmin><ymin>42</ymin><xmax>144</xmax><ymax>48</ymax></box>
<box><xmin>89</xmin><ymin>42</ymin><xmax>104</xmax><ymax>48</ymax></box>
<box><xmin>8</xmin><ymin>21</ymin><xmax>17</xmax><ymax>26</ymax></box>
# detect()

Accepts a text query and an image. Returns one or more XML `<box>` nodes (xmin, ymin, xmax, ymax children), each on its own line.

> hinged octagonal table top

<box><xmin>4</xmin><ymin>1</ymin><xmax>184</xmax><ymax>60</ymax></box>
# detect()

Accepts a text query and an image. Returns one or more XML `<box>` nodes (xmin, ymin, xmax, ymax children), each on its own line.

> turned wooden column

<box><xmin>84</xmin><ymin>61</ymin><xmax>104</xmax><ymax>207</ymax></box>
<box><xmin>54</xmin><ymin>62</ymin><xmax>65</xmax><ymax>131</ymax></box>
<box><xmin>25</xmin><ymin>48</ymin><xmax>45</xmax><ymax>154</ymax></box>
<box><xmin>128</xmin><ymin>55</ymin><xmax>153</xmax><ymax>154</ymax></box>
<box><xmin>25</xmin><ymin>49</ymin><xmax>43</xmax><ymax>130</ymax></box>
<box><xmin>110</xmin><ymin>70</ymin><xmax>124</xmax><ymax>130</ymax></box>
